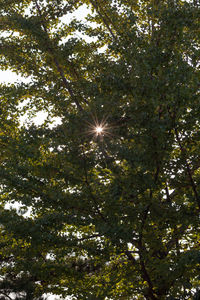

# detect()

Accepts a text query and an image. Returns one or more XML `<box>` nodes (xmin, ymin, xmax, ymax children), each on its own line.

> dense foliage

<box><xmin>0</xmin><ymin>0</ymin><xmax>200</xmax><ymax>299</ymax></box>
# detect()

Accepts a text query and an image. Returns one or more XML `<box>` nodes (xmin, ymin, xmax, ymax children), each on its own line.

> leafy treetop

<box><xmin>0</xmin><ymin>0</ymin><xmax>200</xmax><ymax>299</ymax></box>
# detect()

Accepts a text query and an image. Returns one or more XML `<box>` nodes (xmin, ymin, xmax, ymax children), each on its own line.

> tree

<box><xmin>0</xmin><ymin>0</ymin><xmax>199</xmax><ymax>299</ymax></box>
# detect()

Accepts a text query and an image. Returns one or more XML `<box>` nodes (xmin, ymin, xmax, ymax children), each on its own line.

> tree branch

<box><xmin>0</xmin><ymin>292</ymin><xmax>13</xmax><ymax>300</ymax></box>
<box><xmin>174</xmin><ymin>127</ymin><xmax>200</xmax><ymax>210</ymax></box>
<box><xmin>137</xmin><ymin>206</ymin><xmax>158</xmax><ymax>300</ymax></box>
<box><xmin>81</xmin><ymin>143</ymin><xmax>108</xmax><ymax>223</ymax></box>
<box><xmin>89</xmin><ymin>0</ymin><xmax>116</xmax><ymax>39</ymax></box>
<box><xmin>165</xmin><ymin>184</ymin><xmax>171</xmax><ymax>203</ymax></box>
<box><xmin>77</xmin><ymin>233</ymin><xmax>103</xmax><ymax>242</ymax></box>
<box><xmin>34</xmin><ymin>0</ymin><xmax>84</xmax><ymax>112</ymax></box>
<box><xmin>138</xmin><ymin>241</ymin><xmax>158</xmax><ymax>300</ymax></box>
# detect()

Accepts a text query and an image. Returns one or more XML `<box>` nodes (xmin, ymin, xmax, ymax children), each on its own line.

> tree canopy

<box><xmin>0</xmin><ymin>0</ymin><xmax>200</xmax><ymax>299</ymax></box>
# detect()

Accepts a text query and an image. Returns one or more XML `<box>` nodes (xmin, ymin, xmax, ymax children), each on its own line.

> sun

<box><xmin>95</xmin><ymin>126</ymin><xmax>103</xmax><ymax>135</ymax></box>
<box><xmin>84</xmin><ymin>113</ymin><xmax>113</xmax><ymax>140</ymax></box>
